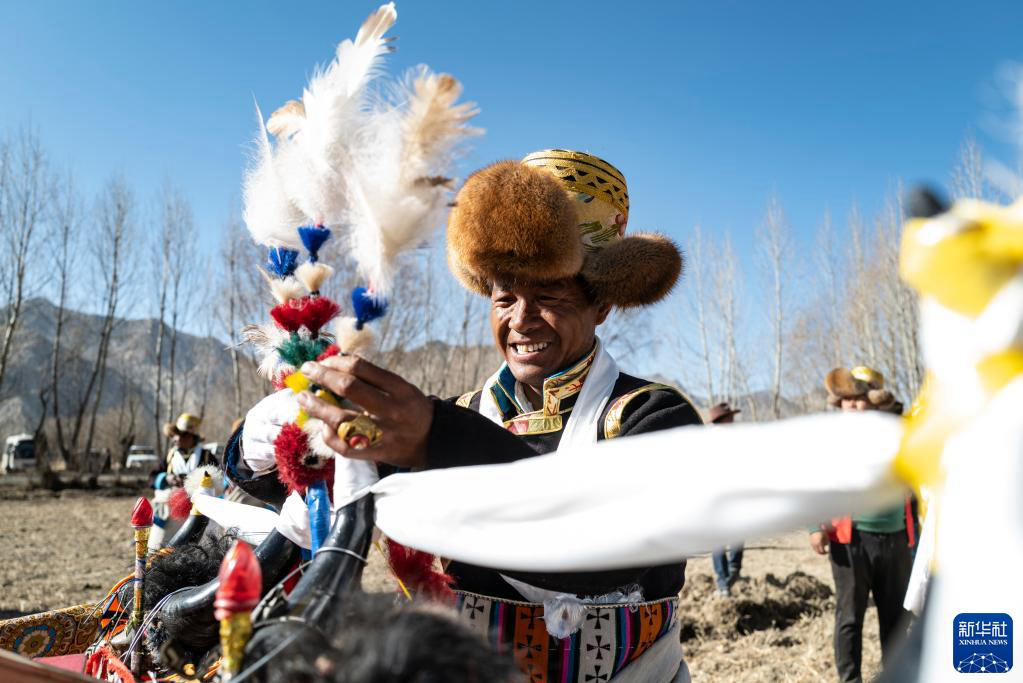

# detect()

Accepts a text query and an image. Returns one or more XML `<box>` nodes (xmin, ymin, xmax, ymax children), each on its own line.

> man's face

<box><xmin>174</xmin><ymin>432</ymin><xmax>196</xmax><ymax>450</ymax></box>
<box><xmin>840</xmin><ymin>397</ymin><xmax>874</xmax><ymax>412</ymax></box>
<box><xmin>490</xmin><ymin>277</ymin><xmax>610</xmax><ymax>388</ymax></box>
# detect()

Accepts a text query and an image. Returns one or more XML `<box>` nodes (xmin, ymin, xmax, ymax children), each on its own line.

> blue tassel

<box><xmin>306</xmin><ymin>479</ymin><xmax>330</xmax><ymax>554</ymax></box>
<box><xmin>352</xmin><ymin>286</ymin><xmax>388</xmax><ymax>329</ymax></box>
<box><xmin>266</xmin><ymin>247</ymin><xmax>299</xmax><ymax>278</ymax></box>
<box><xmin>297</xmin><ymin>225</ymin><xmax>332</xmax><ymax>262</ymax></box>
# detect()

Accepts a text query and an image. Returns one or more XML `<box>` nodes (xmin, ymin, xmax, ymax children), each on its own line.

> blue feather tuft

<box><xmin>266</xmin><ymin>247</ymin><xmax>299</xmax><ymax>278</ymax></box>
<box><xmin>297</xmin><ymin>225</ymin><xmax>332</xmax><ymax>262</ymax></box>
<box><xmin>351</xmin><ymin>286</ymin><xmax>388</xmax><ymax>329</ymax></box>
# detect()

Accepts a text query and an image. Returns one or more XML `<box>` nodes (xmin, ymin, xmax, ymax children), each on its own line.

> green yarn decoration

<box><xmin>276</xmin><ymin>333</ymin><xmax>330</xmax><ymax>368</ymax></box>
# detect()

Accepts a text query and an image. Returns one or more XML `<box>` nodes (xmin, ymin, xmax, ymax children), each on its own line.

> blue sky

<box><xmin>3</xmin><ymin>1</ymin><xmax>1022</xmax><ymax>379</ymax></box>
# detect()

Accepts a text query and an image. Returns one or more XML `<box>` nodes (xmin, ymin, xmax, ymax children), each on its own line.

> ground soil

<box><xmin>0</xmin><ymin>492</ymin><xmax>888</xmax><ymax>681</ymax></box>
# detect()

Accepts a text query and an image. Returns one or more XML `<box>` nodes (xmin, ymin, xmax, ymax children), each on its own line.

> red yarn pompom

<box><xmin>317</xmin><ymin>344</ymin><xmax>341</xmax><ymax>361</ymax></box>
<box><xmin>385</xmin><ymin>539</ymin><xmax>455</xmax><ymax>604</ymax></box>
<box><xmin>168</xmin><ymin>487</ymin><xmax>192</xmax><ymax>520</ymax></box>
<box><xmin>274</xmin><ymin>423</ymin><xmax>335</xmax><ymax>495</ymax></box>
<box><xmin>270</xmin><ymin>297</ymin><xmax>340</xmax><ymax>334</ymax></box>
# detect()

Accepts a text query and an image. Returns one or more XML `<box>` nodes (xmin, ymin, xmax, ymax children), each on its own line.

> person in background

<box><xmin>707</xmin><ymin>402</ymin><xmax>744</xmax><ymax>597</ymax></box>
<box><xmin>810</xmin><ymin>367</ymin><xmax>914</xmax><ymax>683</ymax></box>
<box><xmin>163</xmin><ymin>412</ymin><xmax>208</xmax><ymax>486</ymax></box>
<box><xmin>151</xmin><ymin>412</ymin><xmax>210</xmax><ymax>548</ymax></box>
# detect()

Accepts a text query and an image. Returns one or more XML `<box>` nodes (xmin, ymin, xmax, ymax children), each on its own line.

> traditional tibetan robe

<box><xmin>425</xmin><ymin>343</ymin><xmax>701</xmax><ymax>683</ymax></box>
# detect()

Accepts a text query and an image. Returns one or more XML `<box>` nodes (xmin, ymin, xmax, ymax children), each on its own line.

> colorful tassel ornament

<box><xmin>385</xmin><ymin>538</ymin><xmax>455</xmax><ymax>604</ymax></box>
<box><xmin>273</xmin><ymin>423</ymin><xmax>336</xmax><ymax>495</ymax></box>
<box><xmin>266</xmin><ymin>247</ymin><xmax>300</xmax><ymax>279</ymax></box>
<box><xmin>351</xmin><ymin>286</ymin><xmax>388</xmax><ymax>329</ymax></box>
<box><xmin>270</xmin><ymin>296</ymin><xmax>340</xmax><ymax>335</ymax></box>
<box><xmin>298</xmin><ymin>225</ymin><xmax>332</xmax><ymax>262</ymax></box>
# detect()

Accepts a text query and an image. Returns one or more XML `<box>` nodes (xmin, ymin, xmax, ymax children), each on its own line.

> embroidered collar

<box><xmin>489</xmin><ymin>343</ymin><xmax>598</xmax><ymax>433</ymax></box>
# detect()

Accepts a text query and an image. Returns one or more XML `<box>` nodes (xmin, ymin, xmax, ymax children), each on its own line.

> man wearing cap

<box><xmin>163</xmin><ymin>412</ymin><xmax>209</xmax><ymax>486</ymax></box>
<box><xmin>295</xmin><ymin>150</ymin><xmax>701</xmax><ymax>682</ymax></box>
<box><xmin>706</xmin><ymin>402</ymin><xmax>743</xmax><ymax>597</ymax></box>
<box><xmin>149</xmin><ymin>412</ymin><xmax>212</xmax><ymax>548</ymax></box>
<box><xmin>810</xmin><ymin>367</ymin><xmax>914</xmax><ymax>683</ymax></box>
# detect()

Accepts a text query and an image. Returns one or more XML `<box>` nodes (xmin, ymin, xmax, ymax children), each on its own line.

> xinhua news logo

<box><xmin>953</xmin><ymin>613</ymin><xmax>1013</xmax><ymax>674</ymax></box>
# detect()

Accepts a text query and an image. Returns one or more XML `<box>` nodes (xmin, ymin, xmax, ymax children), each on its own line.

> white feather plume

<box><xmin>242</xmin><ymin>323</ymin><xmax>293</xmax><ymax>379</ymax></box>
<box><xmin>302</xmin><ymin>418</ymin><xmax>338</xmax><ymax>459</ymax></box>
<box><xmin>346</xmin><ymin>68</ymin><xmax>481</xmax><ymax>295</ymax></box>
<box><xmin>184</xmin><ymin>466</ymin><xmax>226</xmax><ymax>498</ymax></box>
<box><xmin>266</xmin><ymin>274</ymin><xmax>306</xmax><ymax>304</ymax></box>
<box><xmin>242</xmin><ymin>103</ymin><xmax>307</xmax><ymax>248</ymax></box>
<box><xmin>295</xmin><ymin>262</ymin><xmax>335</xmax><ymax>294</ymax></box>
<box><xmin>334</xmin><ymin>315</ymin><xmax>377</xmax><ymax>355</ymax></box>
<box><xmin>275</xmin><ymin>3</ymin><xmax>398</xmax><ymax>226</ymax></box>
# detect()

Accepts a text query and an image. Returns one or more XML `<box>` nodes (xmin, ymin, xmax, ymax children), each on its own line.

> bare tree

<box><xmin>80</xmin><ymin>177</ymin><xmax>134</xmax><ymax>464</ymax></box>
<box><xmin>711</xmin><ymin>234</ymin><xmax>747</xmax><ymax>410</ymax></box>
<box><xmin>48</xmin><ymin>171</ymin><xmax>81</xmax><ymax>463</ymax></box>
<box><xmin>150</xmin><ymin>185</ymin><xmax>198</xmax><ymax>446</ymax></box>
<box><xmin>0</xmin><ymin>129</ymin><xmax>51</xmax><ymax>397</ymax></box>
<box><xmin>756</xmin><ymin>196</ymin><xmax>792</xmax><ymax>419</ymax></box>
<box><xmin>217</xmin><ymin>215</ymin><xmax>253</xmax><ymax>417</ymax></box>
<box><xmin>151</xmin><ymin>190</ymin><xmax>173</xmax><ymax>450</ymax></box>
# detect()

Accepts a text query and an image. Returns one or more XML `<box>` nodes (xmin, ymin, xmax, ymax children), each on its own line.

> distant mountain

<box><xmin>0</xmin><ymin>298</ymin><xmax>261</xmax><ymax>452</ymax></box>
<box><xmin>637</xmin><ymin>372</ymin><xmax>823</xmax><ymax>421</ymax></box>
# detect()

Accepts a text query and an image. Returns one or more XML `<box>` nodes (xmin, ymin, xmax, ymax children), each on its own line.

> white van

<box><xmin>2</xmin><ymin>434</ymin><xmax>36</xmax><ymax>473</ymax></box>
<box><xmin>125</xmin><ymin>445</ymin><xmax>159</xmax><ymax>471</ymax></box>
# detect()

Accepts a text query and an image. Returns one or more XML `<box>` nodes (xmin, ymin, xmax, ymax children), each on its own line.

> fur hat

<box><xmin>447</xmin><ymin>149</ymin><xmax>683</xmax><ymax>307</ymax></box>
<box><xmin>163</xmin><ymin>412</ymin><xmax>201</xmax><ymax>439</ymax></box>
<box><xmin>824</xmin><ymin>367</ymin><xmax>896</xmax><ymax>411</ymax></box>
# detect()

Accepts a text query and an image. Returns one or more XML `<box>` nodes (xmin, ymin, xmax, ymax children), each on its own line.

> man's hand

<box><xmin>296</xmin><ymin>355</ymin><xmax>434</xmax><ymax>469</ymax></box>
<box><xmin>166</xmin><ymin>473</ymin><xmax>181</xmax><ymax>487</ymax></box>
<box><xmin>809</xmin><ymin>531</ymin><xmax>829</xmax><ymax>555</ymax></box>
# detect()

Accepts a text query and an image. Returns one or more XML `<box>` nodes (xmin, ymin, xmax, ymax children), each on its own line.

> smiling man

<box><xmin>293</xmin><ymin>150</ymin><xmax>702</xmax><ymax>682</ymax></box>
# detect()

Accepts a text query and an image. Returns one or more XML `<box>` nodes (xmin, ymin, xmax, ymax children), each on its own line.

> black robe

<box><xmin>426</xmin><ymin>371</ymin><xmax>702</xmax><ymax>601</ymax></box>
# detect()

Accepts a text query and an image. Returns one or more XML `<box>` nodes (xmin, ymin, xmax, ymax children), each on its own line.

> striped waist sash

<box><xmin>455</xmin><ymin>591</ymin><xmax>679</xmax><ymax>683</ymax></box>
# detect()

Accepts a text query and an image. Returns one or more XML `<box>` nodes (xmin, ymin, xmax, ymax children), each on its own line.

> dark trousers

<box><xmin>711</xmin><ymin>544</ymin><xmax>744</xmax><ymax>591</ymax></box>
<box><xmin>829</xmin><ymin>529</ymin><xmax>913</xmax><ymax>683</ymax></box>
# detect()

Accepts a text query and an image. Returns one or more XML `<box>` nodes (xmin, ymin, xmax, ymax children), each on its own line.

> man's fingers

<box><xmin>307</xmin><ymin>356</ymin><xmax>411</xmax><ymax>396</ymax></box>
<box><xmin>297</xmin><ymin>392</ymin><xmax>360</xmax><ymax>429</ymax></box>
<box><xmin>300</xmin><ymin>364</ymin><xmax>395</xmax><ymax>416</ymax></box>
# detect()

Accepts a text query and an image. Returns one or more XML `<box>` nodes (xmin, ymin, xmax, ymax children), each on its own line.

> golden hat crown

<box><xmin>175</xmin><ymin>413</ymin><xmax>201</xmax><ymax>434</ymax></box>
<box><xmin>522</xmin><ymin>149</ymin><xmax>629</xmax><ymax>219</ymax></box>
<box><xmin>850</xmin><ymin>366</ymin><xmax>884</xmax><ymax>389</ymax></box>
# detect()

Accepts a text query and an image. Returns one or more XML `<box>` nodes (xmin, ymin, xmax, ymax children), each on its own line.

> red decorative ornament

<box><xmin>270</xmin><ymin>296</ymin><xmax>340</xmax><ymax>335</ymax></box>
<box><xmin>167</xmin><ymin>487</ymin><xmax>192</xmax><ymax>520</ymax></box>
<box><xmin>274</xmin><ymin>423</ymin><xmax>336</xmax><ymax>495</ymax></box>
<box><xmin>317</xmin><ymin>343</ymin><xmax>341</xmax><ymax>361</ymax></box>
<box><xmin>214</xmin><ymin>540</ymin><xmax>263</xmax><ymax>620</ymax></box>
<box><xmin>131</xmin><ymin>497</ymin><xmax>154</xmax><ymax>528</ymax></box>
<box><xmin>385</xmin><ymin>539</ymin><xmax>455</xmax><ymax>604</ymax></box>
<box><xmin>85</xmin><ymin>645</ymin><xmax>137</xmax><ymax>682</ymax></box>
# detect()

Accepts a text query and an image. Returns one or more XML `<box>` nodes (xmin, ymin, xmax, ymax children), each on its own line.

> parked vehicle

<box><xmin>125</xmin><ymin>445</ymin><xmax>159</xmax><ymax>471</ymax></box>
<box><xmin>1</xmin><ymin>434</ymin><xmax>36</xmax><ymax>473</ymax></box>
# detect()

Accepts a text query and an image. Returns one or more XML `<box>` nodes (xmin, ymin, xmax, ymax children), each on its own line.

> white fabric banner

<box><xmin>371</xmin><ymin>411</ymin><xmax>906</xmax><ymax>571</ymax></box>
